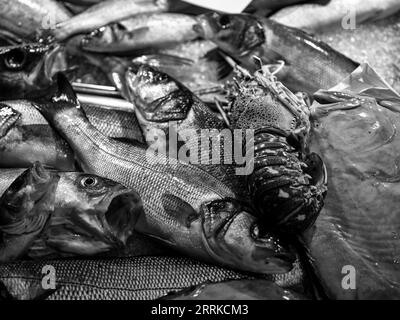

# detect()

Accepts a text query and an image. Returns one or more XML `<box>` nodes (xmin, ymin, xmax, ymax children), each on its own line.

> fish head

<box><xmin>81</xmin><ymin>25</ymin><xmax>120</xmax><ymax>52</ymax></box>
<box><xmin>0</xmin><ymin>43</ymin><xmax>70</xmax><ymax>100</ymax></box>
<box><xmin>0</xmin><ymin>162</ymin><xmax>59</xmax><ymax>261</ymax></box>
<box><xmin>200</xmin><ymin>198</ymin><xmax>296</xmax><ymax>274</ymax></box>
<box><xmin>125</xmin><ymin>64</ymin><xmax>193</xmax><ymax>122</ymax></box>
<box><xmin>194</xmin><ymin>13</ymin><xmax>265</xmax><ymax>57</ymax></box>
<box><xmin>39</xmin><ymin>172</ymin><xmax>143</xmax><ymax>257</ymax></box>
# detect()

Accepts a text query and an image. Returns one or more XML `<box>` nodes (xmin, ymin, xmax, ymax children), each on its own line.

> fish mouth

<box><xmin>200</xmin><ymin>199</ymin><xmax>295</xmax><ymax>274</ymax></box>
<box><xmin>125</xmin><ymin>65</ymin><xmax>193</xmax><ymax>122</ymax></box>
<box><xmin>104</xmin><ymin>190</ymin><xmax>143</xmax><ymax>244</ymax></box>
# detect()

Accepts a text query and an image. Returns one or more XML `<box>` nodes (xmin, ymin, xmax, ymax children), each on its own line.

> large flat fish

<box><xmin>309</xmin><ymin>65</ymin><xmax>400</xmax><ymax>299</ymax></box>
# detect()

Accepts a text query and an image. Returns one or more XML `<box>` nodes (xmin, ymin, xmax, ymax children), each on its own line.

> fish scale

<box><xmin>0</xmin><ymin>256</ymin><xmax>249</xmax><ymax>300</ymax></box>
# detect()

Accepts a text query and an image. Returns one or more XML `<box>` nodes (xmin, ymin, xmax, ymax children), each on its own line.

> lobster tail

<box><xmin>248</xmin><ymin>128</ymin><xmax>327</xmax><ymax>232</ymax></box>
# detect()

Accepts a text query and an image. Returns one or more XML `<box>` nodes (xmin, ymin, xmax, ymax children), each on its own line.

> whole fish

<box><xmin>81</xmin><ymin>13</ymin><xmax>199</xmax><ymax>53</ymax></box>
<box><xmin>0</xmin><ymin>0</ymin><xmax>71</xmax><ymax>40</ymax></box>
<box><xmin>271</xmin><ymin>0</ymin><xmax>400</xmax><ymax>33</ymax></box>
<box><xmin>0</xmin><ymin>99</ymin><xmax>144</xmax><ymax>169</ymax></box>
<box><xmin>48</xmin><ymin>0</ymin><xmax>169</xmax><ymax>41</ymax></box>
<box><xmin>194</xmin><ymin>13</ymin><xmax>359</xmax><ymax>95</ymax></box>
<box><xmin>309</xmin><ymin>80</ymin><xmax>400</xmax><ymax>299</ymax></box>
<box><xmin>0</xmin><ymin>162</ymin><xmax>59</xmax><ymax>262</ymax></box>
<box><xmin>0</xmin><ymin>256</ymin><xmax>250</xmax><ymax>300</ymax></box>
<box><xmin>34</xmin><ymin>73</ymin><xmax>297</xmax><ymax>275</ymax></box>
<box><xmin>0</xmin><ymin>165</ymin><xmax>143</xmax><ymax>261</ymax></box>
<box><xmin>0</xmin><ymin>43</ymin><xmax>70</xmax><ymax>100</ymax></box>
<box><xmin>163</xmin><ymin>279</ymin><xmax>306</xmax><ymax>300</ymax></box>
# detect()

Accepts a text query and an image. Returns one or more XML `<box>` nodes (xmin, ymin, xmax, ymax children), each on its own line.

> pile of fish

<box><xmin>0</xmin><ymin>0</ymin><xmax>399</xmax><ymax>300</ymax></box>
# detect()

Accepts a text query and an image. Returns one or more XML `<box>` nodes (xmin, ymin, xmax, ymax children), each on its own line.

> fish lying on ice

<box><xmin>271</xmin><ymin>0</ymin><xmax>400</xmax><ymax>33</ymax></box>
<box><xmin>47</xmin><ymin>0</ymin><xmax>169</xmax><ymax>41</ymax></box>
<box><xmin>0</xmin><ymin>99</ymin><xmax>144</xmax><ymax>169</ymax></box>
<box><xmin>194</xmin><ymin>13</ymin><xmax>359</xmax><ymax>95</ymax></box>
<box><xmin>33</xmin><ymin>73</ymin><xmax>297</xmax><ymax>275</ymax></box>
<box><xmin>0</xmin><ymin>0</ymin><xmax>71</xmax><ymax>40</ymax></box>
<box><xmin>0</xmin><ymin>164</ymin><xmax>143</xmax><ymax>261</ymax></box>
<box><xmin>81</xmin><ymin>13</ymin><xmax>199</xmax><ymax>53</ymax></box>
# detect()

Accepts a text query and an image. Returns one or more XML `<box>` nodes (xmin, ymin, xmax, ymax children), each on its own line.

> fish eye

<box><xmin>80</xmin><ymin>176</ymin><xmax>98</xmax><ymax>188</ymax></box>
<box><xmin>3</xmin><ymin>49</ymin><xmax>27</xmax><ymax>70</ymax></box>
<box><xmin>219</xmin><ymin>15</ymin><xmax>231</xmax><ymax>28</ymax></box>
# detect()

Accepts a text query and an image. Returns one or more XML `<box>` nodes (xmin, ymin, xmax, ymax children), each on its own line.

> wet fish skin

<box><xmin>49</xmin><ymin>0</ymin><xmax>169</xmax><ymax>41</ymax></box>
<box><xmin>194</xmin><ymin>13</ymin><xmax>359</xmax><ymax>95</ymax></box>
<box><xmin>0</xmin><ymin>256</ymin><xmax>250</xmax><ymax>300</ymax></box>
<box><xmin>162</xmin><ymin>279</ymin><xmax>307</xmax><ymax>300</ymax></box>
<box><xmin>81</xmin><ymin>13</ymin><xmax>199</xmax><ymax>53</ymax></box>
<box><xmin>0</xmin><ymin>167</ymin><xmax>143</xmax><ymax>260</ymax></box>
<box><xmin>0</xmin><ymin>100</ymin><xmax>75</xmax><ymax>170</ymax></box>
<box><xmin>34</xmin><ymin>73</ymin><xmax>296</xmax><ymax>275</ymax></box>
<box><xmin>0</xmin><ymin>104</ymin><xmax>21</xmax><ymax>138</ymax></box>
<box><xmin>271</xmin><ymin>0</ymin><xmax>400</xmax><ymax>33</ymax></box>
<box><xmin>0</xmin><ymin>162</ymin><xmax>59</xmax><ymax>262</ymax></box>
<box><xmin>309</xmin><ymin>87</ymin><xmax>400</xmax><ymax>299</ymax></box>
<box><xmin>0</xmin><ymin>43</ymin><xmax>70</xmax><ymax>100</ymax></box>
<box><xmin>0</xmin><ymin>0</ymin><xmax>71</xmax><ymax>40</ymax></box>
<box><xmin>0</xmin><ymin>99</ymin><xmax>144</xmax><ymax>170</ymax></box>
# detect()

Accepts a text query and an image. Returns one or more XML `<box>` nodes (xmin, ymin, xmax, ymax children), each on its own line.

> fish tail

<box><xmin>33</xmin><ymin>73</ymin><xmax>82</xmax><ymax>120</ymax></box>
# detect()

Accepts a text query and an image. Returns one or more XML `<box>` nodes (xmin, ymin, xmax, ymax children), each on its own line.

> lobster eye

<box><xmin>3</xmin><ymin>49</ymin><xmax>27</xmax><ymax>70</ymax></box>
<box><xmin>219</xmin><ymin>15</ymin><xmax>231</xmax><ymax>28</ymax></box>
<box><xmin>80</xmin><ymin>176</ymin><xmax>98</xmax><ymax>188</ymax></box>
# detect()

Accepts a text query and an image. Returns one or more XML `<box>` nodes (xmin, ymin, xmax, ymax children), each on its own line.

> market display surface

<box><xmin>0</xmin><ymin>0</ymin><xmax>399</xmax><ymax>300</ymax></box>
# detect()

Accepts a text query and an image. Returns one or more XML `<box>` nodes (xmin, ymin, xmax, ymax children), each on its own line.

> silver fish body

<box><xmin>50</xmin><ymin>0</ymin><xmax>169</xmax><ymax>41</ymax></box>
<box><xmin>81</xmin><ymin>13</ymin><xmax>198</xmax><ymax>53</ymax></box>
<box><xmin>0</xmin><ymin>0</ymin><xmax>71</xmax><ymax>40</ymax></box>
<box><xmin>194</xmin><ymin>13</ymin><xmax>358</xmax><ymax>95</ymax></box>
<box><xmin>0</xmin><ymin>256</ymin><xmax>250</xmax><ymax>300</ymax></box>
<box><xmin>34</xmin><ymin>73</ymin><xmax>297</xmax><ymax>275</ymax></box>
<box><xmin>0</xmin><ymin>99</ymin><xmax>143</xmax><ymax>169</ymax></box>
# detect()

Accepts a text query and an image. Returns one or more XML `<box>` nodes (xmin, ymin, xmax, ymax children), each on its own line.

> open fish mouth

<box><xmin>200</xmin><ymin>199</ymin><xmax>296</xmax><ymax>274</ymax></box>
<box><xmin>125</xmin><ymin>64</ymin><xmax>193</xmax><ymax>122</ymax></box>
<box><xmin>38</xmin><ymin>189</ymin><xmax>143</xmax><ymax>257</ymax></box>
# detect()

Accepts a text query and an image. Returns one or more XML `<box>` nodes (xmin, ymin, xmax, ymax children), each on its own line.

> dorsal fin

<box><xmin>52</xmin><ymin>73</ymin><xmax>79</xmax><ymax>106</ymax></box>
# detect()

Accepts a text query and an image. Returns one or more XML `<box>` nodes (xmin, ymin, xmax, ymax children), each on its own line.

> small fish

<box><xmin>0</xmin><ymin>43</ymin><xmax>70</xmax><ymax>100</ymax></box>
<box><xmin>0</xmin><ymin>166</ymin><xmax>143</xmax><ymax>260</ymax></box>
<box><xmin>33</xmin><ymin>73</ymin><xmax>297</xmax><ymax>275</ymax></box>
<box><xmin>0</xmin><ymin>99</ymin><xmax>144</xmax><ymax>170</ymax></box>
<box><xmin>48</xmin><ymin>0</ymin><xmax>169</xmax><ymax>41</ymax></box>
<box><xmin>162</xmin><ymin>279</ymin><xmax>307</xmax><ymax>300</ymax></box>
<box><xmin>271</xmin><ymin>0</ymin><xmax>400</xmax><ymax>32</ymax></box>
<box><xmin>194</xmin><ymin>13</ymin><xmax>359</xmax><ymax>94</ymax></box>
<box><xmin>81</xmin><ymin>13</ymin><xmax>199</xmax><ymax>53</ymax></box>
<box><xmin>0</xmin><ymin>256</ymin><xmax>250</xmax><ymax>300</ymax></box>
<box><xmin>0</xmin><ymin>162</ymin><xmax>59</xmax><ymax>262</ymax></box>
<box><xmin>0</xmin><ymin>0</ymin><xmax>71</xmax><ymax>40</ymax></box>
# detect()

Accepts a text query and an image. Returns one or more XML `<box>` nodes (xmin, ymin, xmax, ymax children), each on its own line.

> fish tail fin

<box><xmin>33</xmin><ymin>72</ymin><xmax>82</xmax><ymax>120</ymax></box>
